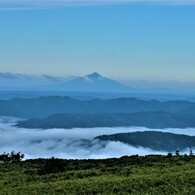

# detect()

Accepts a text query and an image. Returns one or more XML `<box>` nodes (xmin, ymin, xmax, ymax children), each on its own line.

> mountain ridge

<box><xmin>1</xmin><ymin>96</ymin><xmax>195</xmax><ymax>118</ymax></box>
<box><xmin>96</xmin><ymin>131</ymin><xmax>195</xmax><ymax>152</ymax></box>
<box><xmin>16</xmin><ymin>112</ymin><xmax>195</xmax><ymax>129</ymax></box>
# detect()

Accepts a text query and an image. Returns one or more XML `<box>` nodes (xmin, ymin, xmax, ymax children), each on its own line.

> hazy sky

<box><xmin>0</xmin><ymin>1</ymin><xmax>195</xmax><ymax>81</ymax></box>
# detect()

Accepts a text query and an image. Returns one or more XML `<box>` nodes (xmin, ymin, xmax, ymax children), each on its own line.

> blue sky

<box><xmin>0</xmin><ymin>1</ymin><xmax>195</xmax><ymax>81</ymax></box>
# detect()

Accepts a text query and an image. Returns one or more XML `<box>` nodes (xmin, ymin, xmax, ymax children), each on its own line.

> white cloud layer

<box><xmin>0</xmin><ymin>116</ymin><xmax>194</xmax><ymax>159</ymax></box>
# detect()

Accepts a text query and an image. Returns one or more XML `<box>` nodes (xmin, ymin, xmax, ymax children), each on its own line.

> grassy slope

<box><xmin>0</xmin><ymin>155</ymin><xmax>195</xmax><ymax>194</ymax></box>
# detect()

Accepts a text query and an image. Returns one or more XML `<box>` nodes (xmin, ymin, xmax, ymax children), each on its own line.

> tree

<box><xmin>175</xmin><ymin>150</ymin><xmax>180</xmax><ymax>156</ymax></box>
<box><xmin>166</xmin><ymin>153</ymin><xmax>172</xmax><ymax>158</ymax></box>
<box><xmin>9</xmin><ymin>151</ymin><xmax>24</xmax><ymax>163</ymax></box>
<box><xmin>189</xmin><ymin>149</ymin><xmax>193</xmax><ymax>156</ymax></box>
<box><xmin>0</xmin><ymin>151</ymin><xmax>24</xmax><ymax>163</ymax></box>
<box><xmin>0</xmin><ymin>153</ymin><xmax>9</xmax><ymax>163</ymax></box>
<box><xmin>39</xmin><ymin>157</ymin><xmax>66</xmax><ymax>174</ymax></box>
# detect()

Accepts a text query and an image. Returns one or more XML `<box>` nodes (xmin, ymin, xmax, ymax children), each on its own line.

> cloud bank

<box><xmin>1</xmin><ymin>116</ymin><xmax>194</xmax><ymax>159</ymax></box>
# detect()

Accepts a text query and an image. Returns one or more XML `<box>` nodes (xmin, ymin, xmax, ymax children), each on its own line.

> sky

<box><xmin>0</xmin><ymin>1</ymin><xmax>195</xmax><ymax>81</ymax></box>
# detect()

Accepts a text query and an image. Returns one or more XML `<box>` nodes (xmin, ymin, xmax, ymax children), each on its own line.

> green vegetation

<box><xmin>96</xmin><ymin>131</ymin><xmax>195</xmax><ymax>152</ymax></box>
<box><xmin>1</xmin><ymin>154</ymin><xmax>195</xmax><ymax>194</ymax></box>
<box><xmin>0</xmin><ymin>151</ymin><xmax>24</xmax><ymax>163</ymax></box>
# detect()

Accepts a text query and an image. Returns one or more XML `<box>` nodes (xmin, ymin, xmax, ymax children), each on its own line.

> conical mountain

<box><xmin>62</xmin><ymin>72</ymin><xmax>131</xmax><ymax>93</ymax></box>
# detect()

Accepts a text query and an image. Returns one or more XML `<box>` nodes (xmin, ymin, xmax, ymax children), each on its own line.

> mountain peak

<box><xmin>59</xmin><ymin>71</ymin><xmax>131</xmax><ymax>93</ymax></box>
<box><xmin>86</xmin><ymin>72</ymin><xmax>102</xmax><ymax>79</ymax></box>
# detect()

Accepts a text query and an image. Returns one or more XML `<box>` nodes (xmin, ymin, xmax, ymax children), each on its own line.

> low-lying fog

<box><xmin>1</xmin><ymin>116</ymin><xmax>194</xmax><ymax>159</ymax></box>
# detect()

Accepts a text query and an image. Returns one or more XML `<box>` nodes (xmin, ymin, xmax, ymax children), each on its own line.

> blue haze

<box><xmin>0</xmin><ymin>3</ymin><xmax>195</xmax><ymax>82</ymax></box>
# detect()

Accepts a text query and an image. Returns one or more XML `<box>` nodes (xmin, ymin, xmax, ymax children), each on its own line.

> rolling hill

<box><xmin>96</xmin><ymin>131</ymin><xmax>195</xmax><ymax>152</ymax></box>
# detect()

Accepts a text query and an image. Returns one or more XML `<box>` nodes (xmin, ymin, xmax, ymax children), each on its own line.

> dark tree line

<box><xmin>0</xmin><ymin>151</ymin><xmax>24</xmax><ymax>163</ymax></box>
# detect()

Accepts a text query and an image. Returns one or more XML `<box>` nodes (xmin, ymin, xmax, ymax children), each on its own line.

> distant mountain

<box><xmin>1</xmin><ymin>96</ymin><xmax>195</xmax><ymax>118</ymax></box>
<box><xmin>0</xmin><ymin>72</ymin><xmax>132</xmax><ymax>93</ymax></box>
<box><xmin>60</xmin><ymin>72</ymin><xmax>131</xmax><ymax>93</ymax></box>
<box><xmin>96</xmin><ymin>131</ymin><xmax>195</xmax><ymax>152</ymax></box>
<box><xmin>1</xmin><ymin>71</ymin><xmax>195</xmax><ymax>96</ymax></box>
<box><xmin>16</xmin><ymin>112</ymin><xmax>195</xmax><ymax>129</ymax></box>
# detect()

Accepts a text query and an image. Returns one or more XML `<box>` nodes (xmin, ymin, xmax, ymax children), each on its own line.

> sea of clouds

<box><xmin>0</xmin><ymin>116</ymin><xmax>195</xmax><ymax>159</ymax></box>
